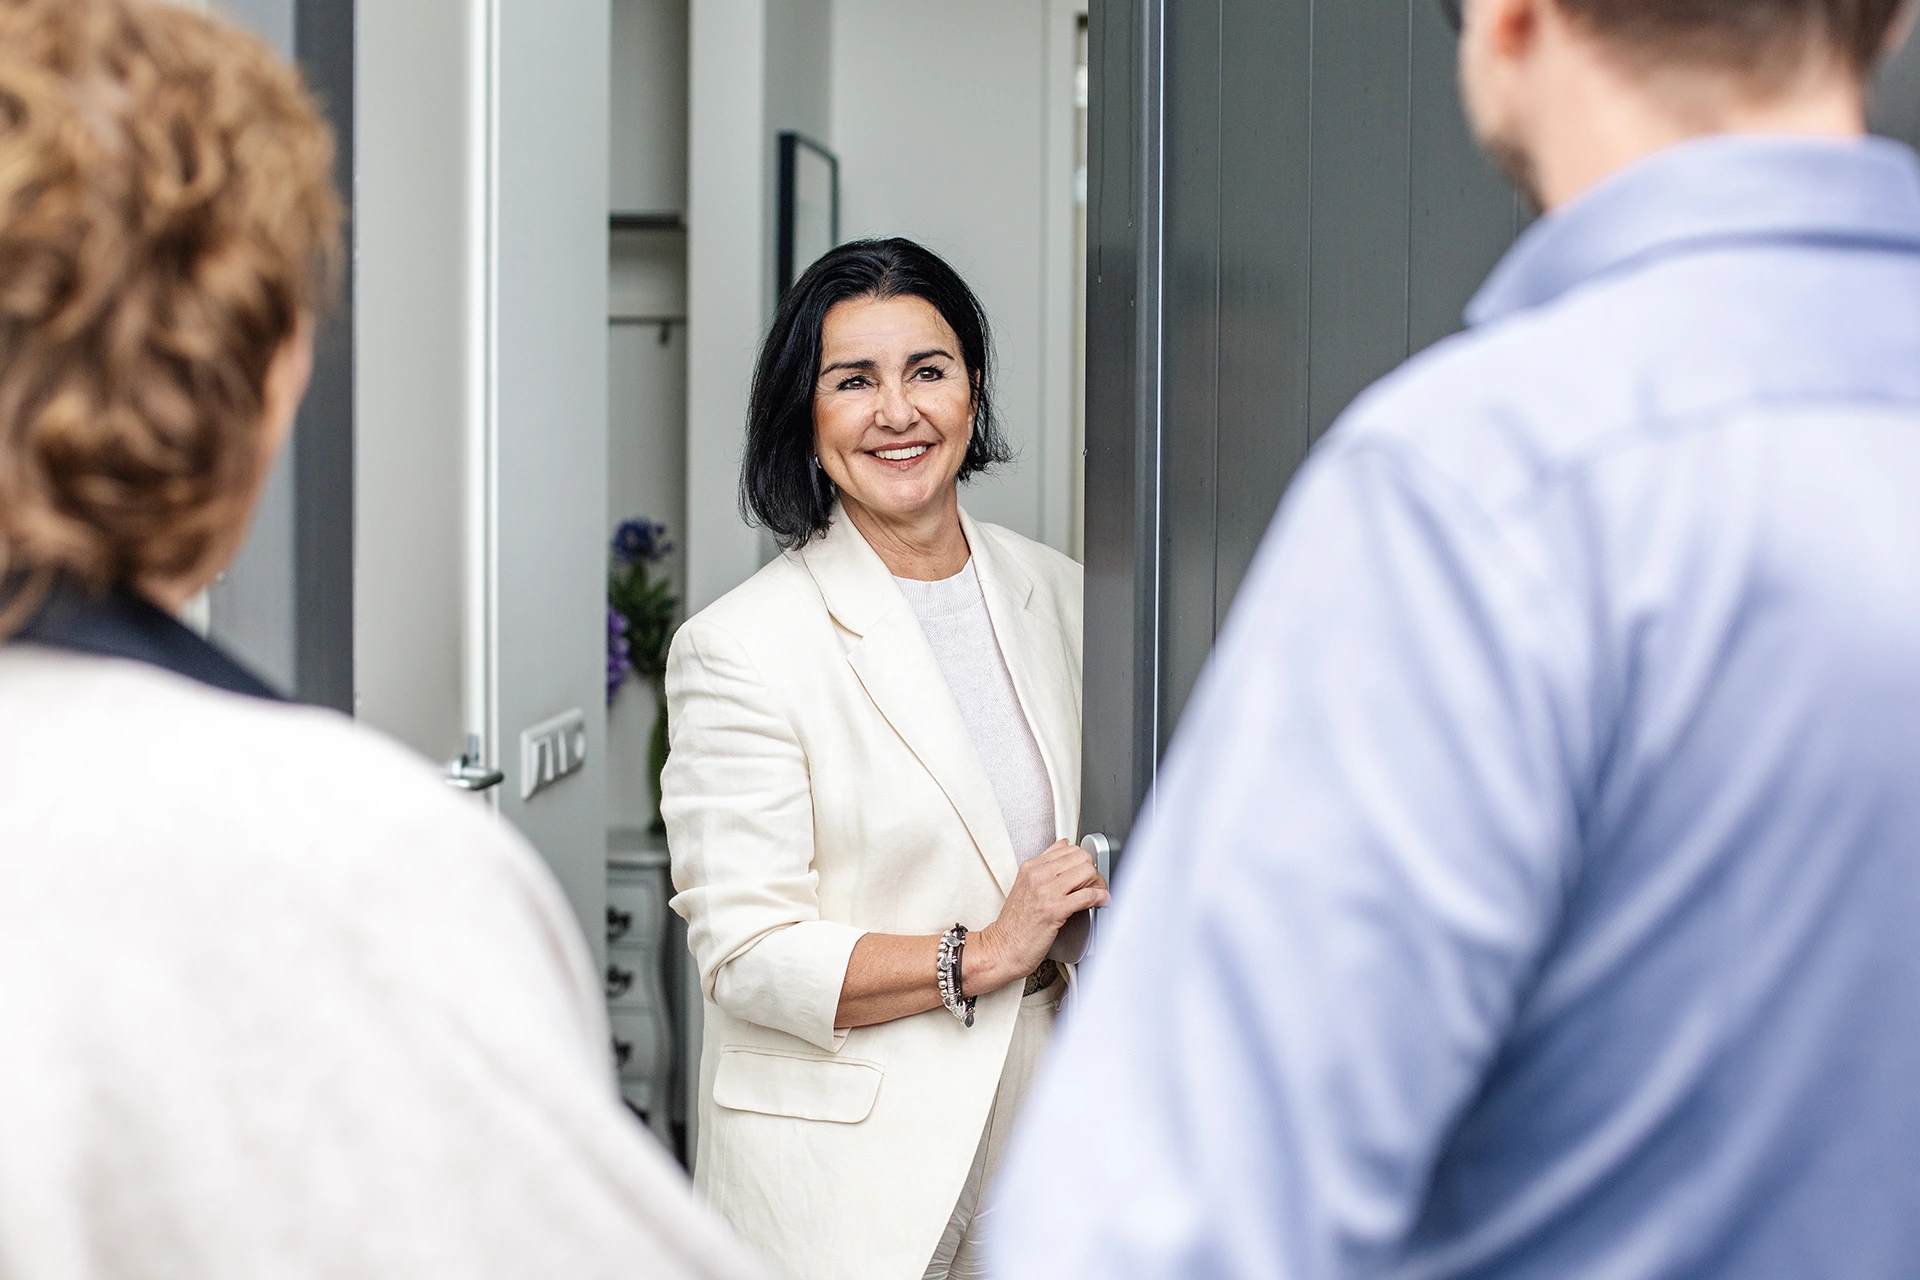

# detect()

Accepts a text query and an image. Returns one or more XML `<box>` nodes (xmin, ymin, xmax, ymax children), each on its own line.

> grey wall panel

<box><xmin>201</xmin><ymin>0</ymin><xmax>353</xmax><ymax>707</ymax></box>
<box><xmin>294</xmin><ymin>0</ymin><xmax>355</xmax><ymax>713</ymax></box>
<box><xmin>1159</xmin><ymin>2</ymin><xmax>1223</xmax><ymax>748</ymax></box>
<box><xmin>213</xmin><ymin>0</ymin><xmax>293</xmax><ymax>53</ymax></box>
<box><xmin>206</xmin><ymin>0</ymin><xmax>297</xmax><ymax>694</ymax></box>
<box><xmin>1213</xmin><ymin>0</ymin><xmax>1311</xmax><ymax>628</ymax></box>
<box><xmin>1875</xmin><ymin>30</ymin><xmax>1920</xmax><ymax>147</ymax></box>
<box><xmin>1406</xmin><ymin>0</ymin><xmax>1522</xmax><ymax>356</ymax></box>
<box><xmin>208</xmin><ymin>456</ymin><xmax>296</xmax><ymax>692</ymax></box>
<box><xmin>1305</xmin><ymin>0</ymin><xmax>1412</xmax><ymax>439</ymax></box>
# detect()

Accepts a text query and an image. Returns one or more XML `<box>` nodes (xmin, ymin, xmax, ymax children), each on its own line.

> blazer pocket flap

<box><xmin>712</xmin><ymin>1047</ymin><xmax>883</xmax><ymax>1124</ymax></box>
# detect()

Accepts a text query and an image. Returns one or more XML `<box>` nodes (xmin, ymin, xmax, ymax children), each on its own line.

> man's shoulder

<box><xmin>1328</xmin><ymin>291</ymin><xmax>1656</xmax><ymax>515</ymax></box>
<box><xmin>1335</xmin><ymin>246</ymin><xmax>1920</xmax><ymax>516</ymax></box>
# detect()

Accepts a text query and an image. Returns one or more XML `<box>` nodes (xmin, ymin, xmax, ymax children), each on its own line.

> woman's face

<box><xmin>813</xmin><ymin>294</ymin><xmax>975</xmax><ymax>529</ymax></box>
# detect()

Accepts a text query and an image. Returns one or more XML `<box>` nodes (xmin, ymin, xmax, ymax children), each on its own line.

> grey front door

<box><xmin>1080</xmin><ymin>0</ymin><xmax>1920</xmax><ymax>852</ymax></box>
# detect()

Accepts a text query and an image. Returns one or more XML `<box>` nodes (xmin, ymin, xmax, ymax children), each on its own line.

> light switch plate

<box><xmin>520</xmin><ymin>707</ymin><xmax>588</xmax><ymax>801</ymax></box>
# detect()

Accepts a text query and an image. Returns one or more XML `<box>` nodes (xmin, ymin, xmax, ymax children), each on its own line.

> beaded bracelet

<box><xmin>937</xmin><ymin>924</ymin><xmax>976</xmax><ymax>1027</ymax></box>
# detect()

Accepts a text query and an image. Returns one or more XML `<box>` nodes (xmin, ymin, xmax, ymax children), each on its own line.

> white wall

<box><xmin>607</xmin><ymin>0</ymin><xmax>692</xmax><ymax>833</ymax></box>
<box><xmin>762</xmin><ymin>0</ymin><xmax>832</xmax><ymax>307</ymax></box>
<box><xmin>611</xmin><ymin>0</ymin><xmax>689</xmax><ymax>215</ymax></box>
<box><xmin>829</xmin><ymin>0</ymin><xmax>1083</xmax><ymax>551</ymax></box>
<box><xmin>685</xmin><ymin>0</ymin><xmax>831</xmax><ymax>615</ymax></box>
<box><xmin>685</xmin><ymin>0</ymin><xmax>768</xmax><ymax>616</ymax></box>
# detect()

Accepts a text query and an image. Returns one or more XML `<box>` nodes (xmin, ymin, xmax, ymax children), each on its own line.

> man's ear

<box><xmin>1883</xmin><ymin>0</ymin><xmax>1918</xmax><ymax>62</ymax></box>
<box><xmin>1480</xmin><ymin>0</ymin><xmax>1545</xmax><ymax>59</ymax></box>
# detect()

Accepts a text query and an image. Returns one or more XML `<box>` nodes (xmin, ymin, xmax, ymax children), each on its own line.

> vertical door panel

<box><xmin>1158</xmin><ymin>3</ymin><xmax>1223</xmax><ymax>748</ymax></box>
<box><xmin>1083</xmin><ymin>0</ymin><xmax>1525</xmax><ymax>848</ymax></box>
<box><xmin>356</xmin><ymin>0</ymin><xmax>469</xmax><ymax>763</ymax></box>
<box><xmin>356</xmin><ymin>0</ymin><xmax>612</xmax><ymax>963</ymax></box>
<box><xmin>1406</xmin><ymin>0</ymin><xmax>1524</xmax><ymax>356</ymax></box>
<box><xmin>1874</xmin><ymin>29</ymin><xmax>1920</xmax><ymax>145</ymax></box>
<box><xmin>492</xmin><ymin>0</ymin><xmax>613</xmax><ymax>969</ymax></box>
<box><xmin>1305</xmin><ymin>1</ymin><xmax>1412</xmax><ymax>440</ymax></box>
<box><xmin>1213</xmin><ymin>0</ymin><xmax>1312</xmax><ymax>626</ymax></box>
<box><xmin>1080</xmin><ymin>0</ymin><xmax>1161</xmax><ymax>842</ymax></box>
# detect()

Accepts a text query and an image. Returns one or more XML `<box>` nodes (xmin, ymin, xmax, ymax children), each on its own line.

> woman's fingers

<box><xmin>1039</xmin><ymin>852</ymin><xmax>1102</xmax><ymax>892</ymax></box>
<box><xmin>1062</xmin><ymin>884</ymin><xmax>1110</xmax><ymax>913</ymax></box>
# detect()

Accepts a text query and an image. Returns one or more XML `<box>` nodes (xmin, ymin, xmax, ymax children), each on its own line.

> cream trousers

<box><xmin>921</xmin><ymin>975</ymin><xmax>1063</xmax><ymax>1280</ymax></box>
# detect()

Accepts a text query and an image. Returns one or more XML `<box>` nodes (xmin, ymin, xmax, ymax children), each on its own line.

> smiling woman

<box><xmin>740</xmin><ymin>237</ymin><xmax>1012</xmax><ymax>555</ymax></box>
<box><xmin>667</xmin><ymin>238</ymin><xmax>1099</xmax><ymax>1280</ymax></box>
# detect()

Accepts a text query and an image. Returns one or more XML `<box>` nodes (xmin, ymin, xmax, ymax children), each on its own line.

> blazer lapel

<box><xmin>964</xmin><ymin>511</ymin><xmax>1082</xmax><ymax>844</ymax></box>
<box><xmin>800</xmin><ymin>513</ymin><xmax>1020</xmax><ymax>895</ymax></box>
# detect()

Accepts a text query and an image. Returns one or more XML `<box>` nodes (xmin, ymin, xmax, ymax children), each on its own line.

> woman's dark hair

<box><xmin>741</xmin><ymin>237</ymin><xmax>1013</xmax><ymax>547</ymax></box>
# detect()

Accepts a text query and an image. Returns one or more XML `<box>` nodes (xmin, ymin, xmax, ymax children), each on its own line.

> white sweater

<box><xmin>894</xmin><ymin>561</ymin><xmax>1057</xmax><ymax>867</ymax></box>
<box><xmin>0</xmin><ymin>647</ymin><xmax>760</xmax><ymax>1280</ymax></box>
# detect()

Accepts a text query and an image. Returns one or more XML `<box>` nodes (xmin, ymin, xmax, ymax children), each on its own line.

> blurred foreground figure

<box><xmin>994</xmin><ymin>0</ymin><xmax>1920</xmax><ymax>1276</ymax></box>
<box><xmin>0</xmin><ymin>2</ymin><xmax>758</xmax><ymax>1276</ymax></box>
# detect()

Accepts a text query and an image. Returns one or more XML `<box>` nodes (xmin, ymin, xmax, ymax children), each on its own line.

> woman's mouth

<box><xmin>871</xmin><ymin>444</ymin><xmax>931</xmax><ymax>463</ymax></box>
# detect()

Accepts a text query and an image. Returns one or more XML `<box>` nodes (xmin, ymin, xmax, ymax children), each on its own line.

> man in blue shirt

<box><xmin>991</xmin><ymin>0</ymin><xmax>1920</xmax><ymax>1276</ymax></box>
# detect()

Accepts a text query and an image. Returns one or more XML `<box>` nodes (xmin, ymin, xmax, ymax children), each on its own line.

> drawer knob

<box><xmin>605</xmin><ymin>964</ymin><xmax>635</xmax><ymax>1000</ymax></box>
<box><xmin>606</xmin><ymin>906</ymin><xmax>633</xmax><ymax>944</ymax></box>
<box><xmin>613</xmin><ymin>1037</ymin><xmax>633</xmax><ymax>1069</ymax></box>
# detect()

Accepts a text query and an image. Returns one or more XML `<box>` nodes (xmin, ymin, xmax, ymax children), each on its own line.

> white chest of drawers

<box><xmin>606</xmin><ymin>836</ymin><xmax>673</xmax><ymax>1146</ymax></box>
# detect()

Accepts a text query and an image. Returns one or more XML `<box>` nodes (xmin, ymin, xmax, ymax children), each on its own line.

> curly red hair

<box><xmin>0</xmin><ymin>0</ymin><xmax>341</xmax><ymax>633</ymax></box>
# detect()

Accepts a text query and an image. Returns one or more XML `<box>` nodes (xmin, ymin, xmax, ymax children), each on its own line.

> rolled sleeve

<box><xmin>662</xmin><ymin>619</ymin><xmax>866</xmax><ymax>1053</ymax></box>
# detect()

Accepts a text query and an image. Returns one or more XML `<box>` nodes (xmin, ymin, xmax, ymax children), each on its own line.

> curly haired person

<box><xmin>0</xmin><ymin>3</ymin><xmax>758</xmax><ymax>1276</ymax></box>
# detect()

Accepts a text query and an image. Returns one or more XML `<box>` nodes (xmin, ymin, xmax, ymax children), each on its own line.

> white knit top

<box><xmin>894</xmin><ymin>560</ymin><xmax>1057</xmax><ymax>865</ymax></box>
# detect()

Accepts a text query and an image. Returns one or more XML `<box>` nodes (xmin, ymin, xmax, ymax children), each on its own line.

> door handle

<box><xmin>445</xmin><ymin>734</ymin><xmax>505</xmax><ymax>793</ymax></box>
<box><xmin>1050</xmin><ymin>832</ymin><xmax>1120</xmax><ymax>965</ymax></box>
<box><xmin>1081</xmin><ymin>832</ymin><xmax>1117</xmax><ymax>883</ymax></box>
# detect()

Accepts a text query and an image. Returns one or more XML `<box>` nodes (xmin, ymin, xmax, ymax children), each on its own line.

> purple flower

<box><xmin>607</xmin><ymin>606</ymin><xmax>634</xmax><ymax>702</ymax></box>
<box><xmin>612</xmin><ymin>518</ymin><xmax>675</xmax><ymax>566</ymax></box>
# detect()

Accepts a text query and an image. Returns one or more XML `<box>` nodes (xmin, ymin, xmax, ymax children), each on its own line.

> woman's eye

<box><xmin>913</xmin><ymin>366</ymin><xmax>945</xmax><ymax>381</ymax></box>
<box><xmin>834</xmin><ymin>375</ymin><xmax>871</xmax><ymax>391</ymax></box>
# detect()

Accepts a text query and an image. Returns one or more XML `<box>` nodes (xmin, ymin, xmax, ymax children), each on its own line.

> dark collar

<box><xmin>1469</xmin><ymin>134</ymin><xmax>1920</xmax><ymax>326</ymax></box>
<box><xmin>13</xmin><ymin>582</ymin><xmax>283</xmax><ymax>702</ymax></box>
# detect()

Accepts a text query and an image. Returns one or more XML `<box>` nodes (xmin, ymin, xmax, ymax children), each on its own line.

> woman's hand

<box><xmin>969</xmin><ymin>841</ymin><xmax>1111</xmax><ymax>994</ymax></box>
<box><xmin>833</xmin><ymin>842</ymin><xmax>1109</xmax><ymax>1028</ymax></box>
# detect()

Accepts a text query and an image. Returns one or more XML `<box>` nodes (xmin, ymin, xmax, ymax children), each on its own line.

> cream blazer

<box><xmin>663</xmin><ymin>508</ymin><xmax>1083</xmax><ymax>1280</ymax></box>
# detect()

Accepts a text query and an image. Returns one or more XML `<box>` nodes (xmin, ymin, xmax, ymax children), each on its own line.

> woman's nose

<box><xmin>874</xmin><ymin>378</ymin><xmax>916</xmax><ymax>428</ymax></box>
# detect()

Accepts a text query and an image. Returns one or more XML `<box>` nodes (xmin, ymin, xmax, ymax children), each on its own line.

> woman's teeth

<box><xmin>874</xmin><ymin>445</ymin><xmax>930</xmax><ymax>461</ymax></box>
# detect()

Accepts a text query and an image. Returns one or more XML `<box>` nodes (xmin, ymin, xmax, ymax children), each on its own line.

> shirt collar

<box><xmin>1468</xmin><ymin>133</ymin><xmax>1920</xmax><ymax>326</ymax></box>
<box><xmin>12</xmin><ymin>579</ymin><xmax>283</xmax><ymax>701</ymax></box>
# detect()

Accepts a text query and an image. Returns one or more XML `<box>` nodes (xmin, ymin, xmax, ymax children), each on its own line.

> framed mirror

<box><xmin>777</xmin><ymin>132</ymin><xmax>840</xmax><ymax>298</ymax></box>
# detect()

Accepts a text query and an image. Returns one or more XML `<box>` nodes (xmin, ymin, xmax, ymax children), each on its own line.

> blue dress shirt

<box><xmin>990</xmin><ymin>135</ymin><xmax>1920</xmax><ymax>1279</ymax></box>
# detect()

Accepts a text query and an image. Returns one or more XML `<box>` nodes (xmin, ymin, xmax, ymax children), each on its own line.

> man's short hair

<box><xmin>0</xmin><ymin>0</ymin><xmax>341</xmax><ymax>628</ymax></box>
<box><xmin>1562</xmin><ymin>0</ymin><xmax>1908</xmax><ymax>85</ymax></box>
